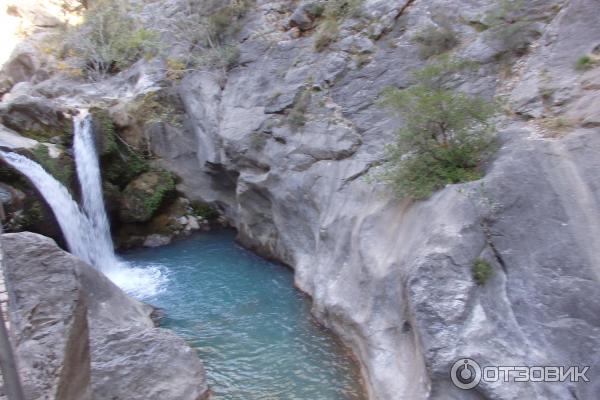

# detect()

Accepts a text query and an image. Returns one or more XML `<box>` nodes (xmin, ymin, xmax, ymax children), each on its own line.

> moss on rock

<box><xmin>30</xmin><ymin>145</ymin><xmax>75</xmax><ymax>189</ymax></box>
<box><xmin>119</xmin><ymin>170</ymin><xmax>176</xmax><ymax>223</ymax></box>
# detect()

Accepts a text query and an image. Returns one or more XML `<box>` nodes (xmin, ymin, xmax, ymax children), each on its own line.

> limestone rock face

<box><xmin>1</xmin><ymin>232</ymin><xmax>209</xmax><ymax>400</ymax></box>
<box><xmin>157</xmin><ymin>1</ymin><xmax>600</xmax><ymax>399</ymax></box>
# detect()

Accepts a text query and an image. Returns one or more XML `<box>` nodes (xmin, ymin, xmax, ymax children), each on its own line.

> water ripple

<box><xmin>123</xmin><ymin>231</ymin><xmax>365</xmax><ymax>400</ymax></box>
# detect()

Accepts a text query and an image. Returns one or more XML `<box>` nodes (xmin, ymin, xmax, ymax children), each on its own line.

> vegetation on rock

<box><xmin>171</xmin><ymin>0</ymin><xmax>252</xmax><ymax>75</ymax></box>
<box><xmin>575</xmin><ymin>54</ymin><xmax>597</xmax><ymax>71</ymax></box>
<box><xmin>93</xmin><ymin>111</ymin><xmax>150</xmax><ymax>189</ymax></box>
<box><xmin>191</xmin><ymin>202</ymin><xmax>219</xmax><ymax>220</ymax></box>
<box><xmin>129</xmin><ymin>92</ymin><xmax>184</xmax><ymax>128</ymax></box>
<box><xmin>119</xmin><ymin>170</ymin><xmax>176</xmax><ymax>223</ymax></box>
<box><xmin>288</xmin><ymin>88</ymin><xmax>312</xmax><ymax>130</ymax></box>
<box><xmin>314</xmin><ymin>0</ymin><xmax>363</xmax><ymax>52</ymax></box>
<box><xmin>56</xmin><ymin>0</ymin><xmax>160</xmax><ymax>80</ymax></box>
<box><xmin>412</xmin><ymin>23</ymin><xmax>460</xmax><ymax>59</ymax></box>
<box><xmin>482</xmin><ymin>0</ymin><xmax>553</xmax><ymax>63</ymax></box>
<box><xmin>472</xmin><ymin>258</ymin><xmax>495</xmax><ymax>285</ymax></box>
<box><xmin>30</xmin><ymin>145</ymin><xmax>74</xmax><ymax>189</ymax></box>
<box><xmin>377</xmin><ymin>57</ymin><xmax>496</xmax><ymax>200</ymax></box>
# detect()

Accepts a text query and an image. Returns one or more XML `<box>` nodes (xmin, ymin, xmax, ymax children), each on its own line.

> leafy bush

<box><xmin>472</xmin><ymin>258</ymin><xmax>495</xmax><ymax>285</ymax></box>
<box><xmin>377</xmin><ymin>57</ymin><xmax>496</xmax><ymax>199</ymax></box>
<box><xmin>62</xmin><ymin>0</ymin><xmax>159</xmax><ymax>80</ymax></box>
<box><xmin>412</xmin><ymin>24</ymin><xmax>459</xmax><ymax>59</ymax></box>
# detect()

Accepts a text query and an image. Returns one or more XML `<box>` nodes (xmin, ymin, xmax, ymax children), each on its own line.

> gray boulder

<box><xmin>2</xmin><ymin>233</ymin><xmax>91</xmax><ymax>400</ymax></box>
<box><xmin>0</xmin><ymin>95</ymin><xmax>69</xmax><ymax>141</ymax></box>
<box><xmin>1</xmin><ymin>232</ymin><xmax>209</xmax><ymax>400</ymax></box>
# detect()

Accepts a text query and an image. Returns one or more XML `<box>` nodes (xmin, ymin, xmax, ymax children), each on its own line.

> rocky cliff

<box><xmin>1</xmin><ymin>0</ymin><xmax>600</xmax><ymax>399</ymax></box>
<box><xmin>0</xmin><ymin>232</ymin><xmax>209</xmax><ymax>400</ymax></box>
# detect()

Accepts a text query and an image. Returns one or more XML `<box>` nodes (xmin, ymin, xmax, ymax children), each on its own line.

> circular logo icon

<box><xmin>450</xmin><ymin>358</ymin><xmax>482</xmax><ymax>390</ymax></box>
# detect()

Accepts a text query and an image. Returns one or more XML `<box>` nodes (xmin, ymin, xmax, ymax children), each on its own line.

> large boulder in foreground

<box><xmin>1</xmin><ymin>232</ymin><xmax>209</xmax><ymax>400</ymax></box>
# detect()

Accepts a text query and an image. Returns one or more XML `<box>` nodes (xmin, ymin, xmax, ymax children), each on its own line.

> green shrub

<box><xmin>412</xmin><ymin>24</ymin><xmax>459</xmax><ymax>59</ymax></box>
<box><xmin>61</xmin><ymin>0</ymin><xmax>159</xmax><ymax>79</ymax></box>
<box><xmin>377</xmin><ymin>57</ymin><xmax>496</xmax><ymax>199</ymax></box>
<box><xmin>472</xmin><ymin>258</ymin><xmax>495</xmax><ymax>285</ymax></box>
<box><xmin>575</xmin><ymin>55</ymin><xmax>596</xmax><ymax>71</ymax></box>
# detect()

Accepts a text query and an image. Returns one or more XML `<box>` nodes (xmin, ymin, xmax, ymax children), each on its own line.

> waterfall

<box><xmin>0</xmin><ymin>150</ymin><xmax>97</xmax><ymax>264</ymax></box>
<box><xmin>73</xmin><ymin>114</ymin><xmax>119</xmax><ymax>269</ymax></box>
<box><xmin>0</xmin><ymin>113</ymin><xmax>166</xmax><ymax>298</ymax></box>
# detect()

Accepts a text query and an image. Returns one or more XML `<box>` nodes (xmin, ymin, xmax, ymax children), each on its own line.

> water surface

<box><xmin>123</xmin><ymin>230</ymin><xmax>365</xmax><ymax>400</ymax></box>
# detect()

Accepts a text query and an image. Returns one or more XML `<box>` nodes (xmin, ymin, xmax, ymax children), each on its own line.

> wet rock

<box><xmin>143</xmin><ymin>234</ymin><xmax>172</xmax><ymax>248</ymax></box>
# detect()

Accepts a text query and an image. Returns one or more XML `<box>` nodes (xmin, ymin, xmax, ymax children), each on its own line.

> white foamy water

<box><xmin>0</xmin><ymin>114</ymin><xmax>167</xmax><ymax>299</ymax></box>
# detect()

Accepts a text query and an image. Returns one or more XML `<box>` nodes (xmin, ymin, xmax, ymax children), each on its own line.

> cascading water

<box><xmin>73</xmin><ymin>114</ymin><xmax>117</xmax><ymax>269</ymax></box>
<box><xmin>0</xmin><ymin>113</ymin><xmax>166</xmax><ymax>298</ymax></box>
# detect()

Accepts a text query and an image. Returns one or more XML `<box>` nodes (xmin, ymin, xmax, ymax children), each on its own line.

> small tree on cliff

<box><xmin>378</xmin><ymin>57</ymin><xmax>496</xmax><ymax>199</ymax></box>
